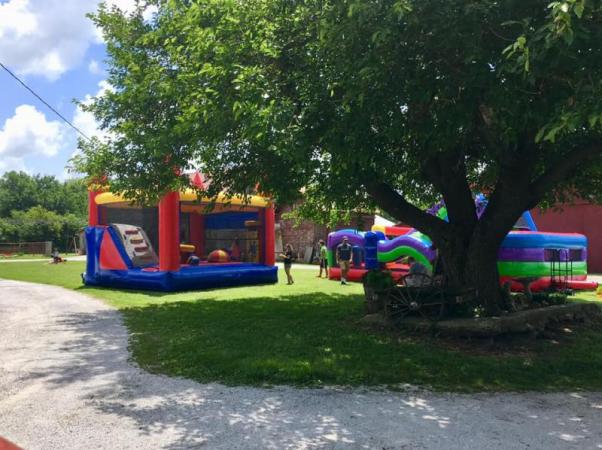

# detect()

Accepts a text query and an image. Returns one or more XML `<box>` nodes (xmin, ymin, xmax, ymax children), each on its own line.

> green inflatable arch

<box><xmin>377</xmin><ymin>245</ymin><xmax>433</xmax><ymax>272</ymax></box>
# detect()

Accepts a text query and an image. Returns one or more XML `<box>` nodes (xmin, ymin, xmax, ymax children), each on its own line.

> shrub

<box><xmin>362</xmin><ymin>269</ymin><xmax>395</xmax><ymax>291</ymax></box>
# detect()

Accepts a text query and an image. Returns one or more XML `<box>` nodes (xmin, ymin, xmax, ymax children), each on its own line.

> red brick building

<box><xmin>531</xmin><ymin>201</ymin><xmax>602</xmax><ymax>273</ymax></box>
<box><xmin>276</xmin><ymin>205</ymin><xmax>374</xmax><ymax>262</ymax></box>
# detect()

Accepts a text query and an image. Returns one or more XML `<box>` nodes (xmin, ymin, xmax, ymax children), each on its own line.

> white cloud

<box><xmin>0</xmin><ymin>0</ymin><xmax>157</xmax><ymax>81</ymax></box>
<box><xmin>0</xmin><ymin>0</ymin><xmax>37</xmax><ymax>38</ymax></box>
<box><xmin>0</xmin><ymin>0</ymin><xmax>99</xmax><ymax>80</ymax></box>
<box><xmin>73</xmin><ymin>80</ymin><xmax>112</xmax><ymax>141</ymax></box>
<box><xmin>88</xmin><ymin>59</ymin><xmax>102</xmax><ymax>75</ymax></box>
<box><xmin>67</xmin><ymin>80</ymin><xmax>117</xmax><ymax>178</ymax></box>
<box><xmin>0</xmin><ymin>156</ymin><xmax>27</xmax><ymax>174</ymax></box>
<box><xmin>142</xmin><ymin>4</ymin><xmax>158</xmax><ymax>22</ymax></box>
<box><xmin>0</xmin><ymin>105</ymin><xmax>68</xmax><ymax>173</ymax></box>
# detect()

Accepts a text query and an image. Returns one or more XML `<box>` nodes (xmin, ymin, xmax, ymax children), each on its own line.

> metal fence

<box><xmin>0</xmin><ymin>241</ymin><xmax>52</xmax><ymax>256</ymax></box>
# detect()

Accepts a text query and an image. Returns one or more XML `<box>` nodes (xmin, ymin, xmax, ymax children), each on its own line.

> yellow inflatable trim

<box><xmin>95</xmin><ymin>189</ymin><xmax>270</xmax><ymax>208</ymax></box>
<box><xmin>371</xmin><ymin>225</ymin><xmax>386</xmax><ymax>234</ymax></box>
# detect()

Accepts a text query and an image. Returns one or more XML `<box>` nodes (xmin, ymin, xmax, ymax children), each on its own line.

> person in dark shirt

<box><xmin>280</xmin><ymin>243</ymin><xmax>295</xmax><ymax>285</ymax></box>
<box><xmin>336</xmin><ymin>236</ymin><xmax>353</xmax><ymax>285</ymax></box>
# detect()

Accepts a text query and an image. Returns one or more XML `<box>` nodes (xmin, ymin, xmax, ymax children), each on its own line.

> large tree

<box><xmin>79</xmin><ymin>0</ymin><xmax>602</xmax><ymax>314</ymax></box>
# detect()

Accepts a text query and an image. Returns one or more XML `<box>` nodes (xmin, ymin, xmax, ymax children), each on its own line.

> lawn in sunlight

<box><xmin>2</xmin><ymin>261</ymin><xmax>602</xmax><ymax>391</ymax></box>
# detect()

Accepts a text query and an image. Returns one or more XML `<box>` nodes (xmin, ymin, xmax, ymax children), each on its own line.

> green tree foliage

<box><xmin>0</xmin><ymin>207</ymin><xmax>84</xmax><ymax>250</ymax></box>
<box><xmin>0</xmin><ymin>171</ymin><xmax>88</xmax><ymax>217</ymax></box>
<box><xmin>0</xmin><ymin>172</ymin><xmax>87</xmax><ymax>249</ymax></box>
<box><xmin>0</xmin><ymin>171</ymin><xmax>38</xmax><ymax>217</ymax></box>
<box><xmin>78</xmin><ymin>0</ymin><xmax>602</xmax><ymax>314</ymax></box>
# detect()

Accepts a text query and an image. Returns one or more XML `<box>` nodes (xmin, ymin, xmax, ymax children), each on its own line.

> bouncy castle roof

<box><xmin>93</xmin><ymin>171</ymin><xmax>271</xmax><ymax>208</ymax></box>
<box><xmin>94</xmin><ymin>189</ymin><xmax>270</xmax><ymax>208</ymax></box>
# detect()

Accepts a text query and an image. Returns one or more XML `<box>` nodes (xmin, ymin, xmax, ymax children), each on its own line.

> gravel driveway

<box><xmin>1</xmin><ymin>279</ymin><xmax>601</xmax><ymax>450</ymax></box>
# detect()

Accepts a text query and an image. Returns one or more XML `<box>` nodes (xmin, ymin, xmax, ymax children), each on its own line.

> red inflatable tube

<box><xmin>499</xmin><ymin>276</ymin><xmax>598</xmax><ymax>292</ymax></box>
<box><xmin>328</xmin><ymin>272</ymin><xmax>598</xmax><ymax>291</ymax></box>
<box><xmin>329</xmin><ymin>267</ymin><xmax>405</xmax><ymax>283</ymax></box>
<box><xmin>372</xmin><ymin>225</ymin><xmax>412</xmax><ymax>236</ymax></box>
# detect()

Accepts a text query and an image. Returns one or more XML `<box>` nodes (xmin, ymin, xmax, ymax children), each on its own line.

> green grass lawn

<box><xmin>1</xmin><ymin>261</ymin><xmax>602</xmax><ymax>392</ymax></box>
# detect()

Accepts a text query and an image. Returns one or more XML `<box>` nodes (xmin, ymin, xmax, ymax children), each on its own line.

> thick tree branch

<box><xmin>363</xmin><ymin>175</ymin><xmax>449</xmax><ymax>238</ymax></box>
<box><xmin>480</xmin><ymin>136</ymin><xmax>540</xmax><ymax>239</ymax></box>
<box><xmin>527</xmin><ymin>140</ymin><xmax>602</xmax><ymax>209</ymax></box>
<box><xmin>421</xmin><ymin>149</ymin><xmax>477</xmax><ymax>229</ymax></box>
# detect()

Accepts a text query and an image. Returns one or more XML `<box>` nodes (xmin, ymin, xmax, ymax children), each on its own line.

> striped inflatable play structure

<box><xmin>327</xmin><ymin>197</ymin><xmax>597</xmax><ymax>292</ymax></box>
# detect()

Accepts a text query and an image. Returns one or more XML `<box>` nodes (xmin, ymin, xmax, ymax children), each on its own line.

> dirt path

<box><xmin>1</xmin><ymin>279</ymin><xmax>601</xmax><ymax>449</ymax></box>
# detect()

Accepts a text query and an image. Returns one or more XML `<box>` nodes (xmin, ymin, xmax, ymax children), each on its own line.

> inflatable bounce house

<box><xmin>83</xmin><ymin>173</ymin><xmax>277</xmax><ymax>291</ymax></box>
<box><xmin>328</xmin><ymin>196</ymin><xmax>598</xmax><ymax>292</ymax></box>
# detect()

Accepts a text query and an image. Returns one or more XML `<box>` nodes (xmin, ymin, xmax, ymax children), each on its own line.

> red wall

<box><xmin>531</xmin><ymin>202</ymin><xmax>602</xmax><ymax>274</ymax></box>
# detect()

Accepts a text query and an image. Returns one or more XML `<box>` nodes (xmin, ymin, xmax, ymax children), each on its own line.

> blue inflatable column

<box><xmin>365</xmin><ymin>231</ymin><xmax>379</xmax><ymax>270</ymax></box>
<box><xmin>84</xmin><ymin>226</ymin><xmax>104</xmax><ymax>285</ymax></box>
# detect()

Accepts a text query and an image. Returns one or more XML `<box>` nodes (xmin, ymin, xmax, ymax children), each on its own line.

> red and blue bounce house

<box><xmin>83</xmin><ymin>173</ymin><xmax>278</xmax><ymax>291</ymax></box>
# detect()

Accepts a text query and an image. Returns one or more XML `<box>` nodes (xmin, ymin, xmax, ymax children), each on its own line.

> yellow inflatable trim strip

<box><xmin>95</xmin><ymin>189</ymin><xmax>270</xmax><ymax>208</ymax></box>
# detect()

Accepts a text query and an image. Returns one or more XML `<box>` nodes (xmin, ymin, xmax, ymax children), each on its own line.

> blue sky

<box><xmin>0</xmin><ymin>0</ymin><xmax>151</xmax><ymax>179</ymax></box>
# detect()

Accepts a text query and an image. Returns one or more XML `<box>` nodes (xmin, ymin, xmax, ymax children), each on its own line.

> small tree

<box><xmin>79</xmin><ymin>0</ymin><xmax>602</xmax><ymax>314</ymax></box>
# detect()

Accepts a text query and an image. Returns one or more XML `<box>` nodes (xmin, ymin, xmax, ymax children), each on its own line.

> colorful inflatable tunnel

<box><xmin>84</xmin><ymin>173</ymin><xmax>278</xmax><ymax>291</ymax></box>
<box><xmin>327</xmin><ymin>200</ymin><xmax>597</xmax><ymax>292</ymax></box>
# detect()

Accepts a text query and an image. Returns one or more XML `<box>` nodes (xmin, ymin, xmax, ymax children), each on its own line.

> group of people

<box><xmin>280</xmin><ymin>235</ymin><xmax>355</xmax><ymax>285</ymax></box>
<box><xmin>281</xmin><ymin>235</ymin><xmax>435</xmax><ymax>286</ymax></box>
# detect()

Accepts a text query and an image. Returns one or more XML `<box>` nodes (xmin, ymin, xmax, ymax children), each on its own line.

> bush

<box><xmin>362</xmin><ymin>269</ymin><xmax>395</xmax><ymax>291</ymax></box>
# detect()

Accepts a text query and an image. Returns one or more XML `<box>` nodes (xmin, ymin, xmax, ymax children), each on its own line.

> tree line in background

<box><xmin>0</xmin><ymin>171</ymin><xmax>87</xmax><ymax>251</ymax></box>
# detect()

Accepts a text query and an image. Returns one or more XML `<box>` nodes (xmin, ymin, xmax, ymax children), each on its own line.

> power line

<box><xmin>0</xmin><ymin>60</ymin><xmax>91</xmax><ymax>141</ymax></box>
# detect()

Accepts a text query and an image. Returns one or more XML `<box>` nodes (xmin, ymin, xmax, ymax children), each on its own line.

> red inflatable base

<box><xmin>500</xmin><ymin>276</ymin><xmax>598</xmax><ymax>292</ymax></box>
<box><xmin>328</xmin><ymin>267</ymin><xmax>406</xmax><ymax>283</ymax></box>
<box><xmin>328</xmin><ymin>270</ymin><xmax>598</xmax><ymax>292</ymax></box>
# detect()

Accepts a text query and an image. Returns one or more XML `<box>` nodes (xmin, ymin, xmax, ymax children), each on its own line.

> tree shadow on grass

<box><xmin>74</xmin><ymin>284</ymin><xmax>252</xmax><ymax>298</ymax></box>
<box><xmin>117</xmin><ymin>293</ymin><xmax>602</xmax><ymax>392</ymax></box>
<box><xmin>122</xmin><ymin>293</ymin><xmax>390</xmax><ymax>386</ymax></box>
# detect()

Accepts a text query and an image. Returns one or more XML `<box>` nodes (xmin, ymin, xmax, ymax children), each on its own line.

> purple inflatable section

<box><xmin>327</xmin><ymin>229</ymin><xmax>365</xmax><ymax>249</ymax></box>
<box><xmin>498</xmin><ymin>247</ymin><xmax>587</xmax><ymax>262</ymax></box>
<box><xmin>498</xmin><ymin>248</ymin><xmax>545</xmax><ymax>262</ymax></box>
<box><xmin>377</xmin><ymin>235</ymin><xmax>436</xmax><ymax>261</ymax></box>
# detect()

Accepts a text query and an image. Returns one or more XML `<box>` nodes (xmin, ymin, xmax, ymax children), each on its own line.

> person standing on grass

<box><xmin>317</xmin><ymin>239</ymin><xmax>329</xmax><ymax>278</ymax></box>
<box><xmin>336</xmin><ymin>236</ymin><xmax>353</xmax><ymax>285</ymax></box>
<box><xmin>280</xmin><ymin>243</ymin><xmax>295</xmax><ymax>285</ymax></box>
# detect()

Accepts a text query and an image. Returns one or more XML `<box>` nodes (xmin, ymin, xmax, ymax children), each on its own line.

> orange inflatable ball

<box><xmin>208</xmin><ymin>249</ymin><xmax>230</xmax><ymax>263</ymax></box>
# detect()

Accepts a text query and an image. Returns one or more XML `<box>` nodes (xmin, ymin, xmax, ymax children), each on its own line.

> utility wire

<box><xmin>0</xmin><ymin>60</ymin><xmax>91</xmax><ymax>141</ymax></box>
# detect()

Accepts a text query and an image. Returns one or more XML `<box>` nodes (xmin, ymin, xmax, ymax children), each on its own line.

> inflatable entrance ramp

<box><xmin>110</xmin><ymin>223</ymin><xmax>158</xmax><ymax>267</ymax></box>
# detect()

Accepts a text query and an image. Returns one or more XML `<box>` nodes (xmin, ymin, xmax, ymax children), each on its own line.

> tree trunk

<box><xmin>364</xmin><ymin>173</ymin><xmax>527</xmax><ymax>317</ymax></box>
<box><xmin>435</xmin><ymin>227</ymin><xmax>505</xmax><ymax>316</ymax></box>
<box><xmin>464</xmin><ymin>235</ymin><xmax>505</xmax><ymax>315</ymax></box>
